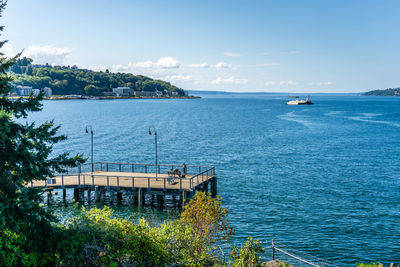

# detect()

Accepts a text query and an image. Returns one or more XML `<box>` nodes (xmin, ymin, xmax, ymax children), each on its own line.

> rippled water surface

<box><xmin>29</xmin><ymin>94</ymin><xmax>400</xmax><ymax>264</ymax></box>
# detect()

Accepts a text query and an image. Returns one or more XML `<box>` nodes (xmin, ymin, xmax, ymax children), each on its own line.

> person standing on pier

<box><xmin>182</xmin><ymin>163</ymin><xmax>187</xmax><ymax>178</ymax></box>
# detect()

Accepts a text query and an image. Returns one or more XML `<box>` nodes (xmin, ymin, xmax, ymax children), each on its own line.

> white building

<box><xmin>32</xmin><ymin>89</ymin><xmax>40</xmax><ymax>96</ymax></box>
<box><xmin>16</xmin><ymin>86</ymin><xmax>33</xmax><ymax>96</ymax></box>
<box><xmin>43</xmin><ymin>87</ymin><xmax>52</xmax><ymax>97</ymax></box>
<box><xmin>134</xmin><ymin>91</ymin><xmax>157</xmax><ymax>97</ymax></box>
<box><xmin>112</xmin><ymin>87</ymin><xmax>133</xmax><ymax>96</ymax></box>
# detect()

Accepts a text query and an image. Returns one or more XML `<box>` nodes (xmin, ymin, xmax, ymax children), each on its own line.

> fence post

<box><xmin>106</xmin><ymin>163</ymin><xmax>109</xmax><ymax>172</ymax></box>
<box><xmin>272</xmin><ymin>239</ymin><xmax>275</xmax><ymax>260</ymax></box>
<box><xmin>119</xmin><ymin>164</ymin><xmax>122</xmax><ymax>172</ymax></box>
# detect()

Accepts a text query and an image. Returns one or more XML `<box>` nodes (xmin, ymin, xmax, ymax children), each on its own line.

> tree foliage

<box><xmin>9</xmin><ymin>57</ymin><xmax>186</xmax><ymax>96</ymax></box>
<box><xmin>0</xmin><ymin>1</ymin><xmax>84</xmax><ymax>264</ymax></box>
<box><xmin>180</xmin><ymin>192</ymin><xmax>235</xmax><ymax>254</ymax></box>
<box><xmin>230</xmin><ymin>237</ymin><xmax>264</xmax><ymax>267</ymax></box>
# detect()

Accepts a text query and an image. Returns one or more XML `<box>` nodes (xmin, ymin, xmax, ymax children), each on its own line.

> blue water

<box><xmin>28</xmin><ymin>95</ymin><xmax>400</xmax><ymax>265</ymax></box>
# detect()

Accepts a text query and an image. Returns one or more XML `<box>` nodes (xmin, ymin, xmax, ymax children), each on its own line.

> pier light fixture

<box><xmin>148</xmin><ymin>126</ymin><xmax>158</xmax><ymax>179</ymax></box>
<box><xmin>85</xmin><ymin>125</ymin><xmax>94</xmax><ymax>172</ymax></box>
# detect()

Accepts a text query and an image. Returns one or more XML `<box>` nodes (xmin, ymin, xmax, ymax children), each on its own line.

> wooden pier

<box><xmin>31</xmin><ymin>162</ymin><xmax>217</xmax><ymax>206</ymax></box>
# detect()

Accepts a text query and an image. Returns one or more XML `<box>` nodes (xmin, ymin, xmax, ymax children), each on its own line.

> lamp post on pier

<box><xmin>85</xmin><ymin>125</ymin><xmax>94</xmax><ymax>172</ymax></box>
<box><xmin>148</xmin><ymin>126</ymin><xmax>158</xmax><ymax>179</ymax></box>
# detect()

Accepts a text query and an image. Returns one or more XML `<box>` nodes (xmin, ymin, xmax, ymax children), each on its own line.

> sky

<box><xmin>2</xmin><ymin>0</ymin><xmax>400</xmax><ymax>93</ymax></box>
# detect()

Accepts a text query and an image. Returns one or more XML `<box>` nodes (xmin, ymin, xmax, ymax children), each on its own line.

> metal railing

<box><xmin>38</xmin><ymin>162</ymin><xmax>215</xmax><ymax>191</ymax></box>
<box><xmin>61</xmin><ymin>162</ymin><xmax>213</xmax><ymax>176</ymax></box>
<box><xmin>268</xmin><ymin>239</ymin><xmax>342</xmax><ymax>267</ymax></box>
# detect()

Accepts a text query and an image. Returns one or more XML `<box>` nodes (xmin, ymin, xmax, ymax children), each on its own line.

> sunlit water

<box><xmin>27</xmin><ymin>94</ymin><xmax>400</xmax><ymax>265</ymax></box>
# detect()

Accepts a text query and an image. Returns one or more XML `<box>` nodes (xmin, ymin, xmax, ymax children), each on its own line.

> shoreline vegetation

<box><xmin>9</xmin><ymin>57</ymin><xmax>194</xmax><ymax>98</ymax></box>
<box><xmin>8</xmin><ymin>95</ymin><xmax>201</xmax><ymax>100</ymax></box>
<box><xmin>364</xmin><ymin>88</ymin><xmax>400</xmax><ymax>96</ymax></box>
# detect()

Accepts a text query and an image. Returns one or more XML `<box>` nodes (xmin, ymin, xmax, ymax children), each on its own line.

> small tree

<box><xmin>180</xmin><ymin>192</ymin><xmax>235</xmax><ymax>255</ymax></box>
<box><xmin>231</xmin><ymin>237</ymin><xmax>264</xmax><ymax>267</ymax></box>
<box><xmin>0</xmin><ymin>1</ymin><xmax>84</xmax><ymax>264</ymax></box>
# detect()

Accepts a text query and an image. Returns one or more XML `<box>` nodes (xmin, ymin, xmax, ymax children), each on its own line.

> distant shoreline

<box><xmin>8</xmin><ymin>95</ymin><xmax>201</xmax><ymax>100</ymax></box>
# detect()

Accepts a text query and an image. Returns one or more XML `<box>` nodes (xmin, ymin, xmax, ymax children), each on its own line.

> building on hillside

<box><xmin>32</xmin><ymin>89</ymin><xmax>40</xmax><ymax>96</ymax></box>
<box><xmin>16</xmin><ymin>85</ymin><xmax>33</xmax><ymax>96</ymax></box>
<box><xmin>103</xmin><ymin>91</ymin><xmax>116</xmax><ymax>96</ymax></box>
<box><xmin>43</xmin><ymin>87</ymin><xmax>52</xmax><ymax>97</ymax></box>
<box><xmin>112</xmin><ymin>87</ymin><xmax>133</xmax><ymax>96</ymax></box>
<box><xmin>134</xmin><ymin>91</ymin><xmax>157</xmax><ymax>97</ymax></box>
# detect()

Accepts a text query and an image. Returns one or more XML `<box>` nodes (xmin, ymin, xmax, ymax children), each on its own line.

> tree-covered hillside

<box><xmin>364</xmin><ymin>88</ymin><xmax>400</xmax><ymax>96</ymax></box>
<box><xmin>9</xmin><ymin>57</ymin><xmax>185</xmax><ymax>96</ymax></box>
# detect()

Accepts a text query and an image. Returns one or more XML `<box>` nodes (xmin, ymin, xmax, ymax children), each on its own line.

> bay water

<box><xmin>28</xmin><ymin>94</ymin><xmax>400</xmax><ymax>264</ymax></box>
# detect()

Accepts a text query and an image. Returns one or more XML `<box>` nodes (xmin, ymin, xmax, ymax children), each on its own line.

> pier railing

<box><xmin>44</xmin><ymin>162</ymin><xmax>215</xmax><ymax>191</ymax></box>
<box><xmin>61</xmin><ymin>162</ymin><xmax>213</xmax><ymax>177</ymax></box>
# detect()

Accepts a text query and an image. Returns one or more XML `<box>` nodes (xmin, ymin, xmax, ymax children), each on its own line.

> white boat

<box><xmin>286</xmin><ymin>97</ymin><xmax>313</xmax><ymax>105</ymax></box>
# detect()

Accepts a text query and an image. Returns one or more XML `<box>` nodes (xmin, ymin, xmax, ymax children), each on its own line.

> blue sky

<box><xmin>2</xmin><ymin>0</ymin><xmax>400</xmax><ymax>93</ymax></box>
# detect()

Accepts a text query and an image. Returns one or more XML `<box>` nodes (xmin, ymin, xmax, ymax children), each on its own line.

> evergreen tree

<box><xmin>0</xmin><ymin>1</ymin><xmax>84</xmax><ymax>263</ymax></box>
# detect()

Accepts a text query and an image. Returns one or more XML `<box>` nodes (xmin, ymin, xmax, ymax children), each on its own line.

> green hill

<box><xmin>364</xmin><ymin>88</ymin><xmax>400</xmax><ymax>96</ymax></box>
<box><xmin>9</xmin><ymin>57</ymin><xmax>185</xmax><ymax>96</ymax></box>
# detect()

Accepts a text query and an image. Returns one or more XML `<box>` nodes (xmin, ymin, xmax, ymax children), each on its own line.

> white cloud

<box><xmin>211</xmin><ymin>76</ymin><xmax>248</xmax><ymax>85</ymax></box>
<box><xmin>135</xmin><ymin>60</ymin><xmax>154</xmax><ymax>68</ymax></box>
<box><xmin>23</xmin><ymin>45</ymin><xmax>71</xmax><ymax>65</ymax></box>
<box><xmin>212</xmin><ymin>62</ymin><xmax>232</xmax><ymax>69</ymax></box>
<box><xmin>156</xmin><ymin>56</ymin><xmax>180</xmax><ymax>68</ymax></box>
<box><xmin>223</xmin><ymin>52</ymin><xmax>243</xmax><ymax>57</ymax></box>
<box><xmin>189</xmin><ymin>62</ymin><xmax>208</xmax><ymax>68</ymax></box>
<box><xmin>280</xmin><ymin>50</ymin><xmax>300</xmax><ymax>55</ymax></box>
<box><xmin>318</xmin><ymin>81</ymin><xmax>332</xmax><ymax>86</ymax></box>
<box><xmin>164</xmin><ymin>74</ymin><xmax>192</xmax><ymax>83</ymax></box>
<box><xmin>133</xmin><ymin>56</ymin><xmax>180</xmax><ymax>69</ymax></box>
<box><xmin>256</xmin><ymin>62</ymin><xmax>280</xmax><ymax>67</ymax></box>
<box><xmin>259</xmin><ymin>52</ymin><xmax>271</xmax><ymax>56</ymax></box>
<box><xmin>264</xmin><ymin>81</ymin><xmax>298</xmax><ymax>86</ymax></box>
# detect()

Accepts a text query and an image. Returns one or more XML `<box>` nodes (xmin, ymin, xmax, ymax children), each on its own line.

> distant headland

<box><xmin>364</xmin><ymin>87</ymin><xmax>400</xmax><ymax>96</ymax></box>
<box><xmin>8</xmin><ymin>57</ymin><xmax>198</xmax><ymax>99</ymax></box>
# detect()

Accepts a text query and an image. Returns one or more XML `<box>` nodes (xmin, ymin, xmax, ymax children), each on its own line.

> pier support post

<box><xmin>109</xmin><ymin>190</ymin><xmax>114</xmax><ymax>203</ymax></box>
<box><xmin>156</xmin><ymin>194</ymin><xmax>164</xmax><ymax>206</ymax></box>
<box><xmin>210</xmin><ymin>177</ymin><xmax>217</xmax><ymax>198</ymax></box>
<box><xmin>47</xmin><ymin>191</ymin><xmax>52</xmax><ymax>205</ymax></box>
<box><xmin>204</xmin><ymin>181</ymin><xmax>209</xmax><ymax>193</ymax></box>
<box><xmin>95</xmin><ymin>186</ymin><xmax>100</xmax><ymax>202</ymax></box>
<box><xmin>138</xmin><ymin>188</ymin><xmax>142</xmax><ymax>207</ymax></box>
<box><xmin>62</xmin><ymin>188</ymin><xmax>66</xmax><ymax>203</ymax></box>
<box><xmin>74</xmin><ymin>188</ymin><xmax>80</xmax><ymax>202</ymax></box>
<box><xmin>87</xmin><ymin>189</ymin><xmax>91</xmax><ymax>202</ymax></box>
<box><xmin>117</xmin><ymin>192</ymin><xmax>122</xmax><ymax>205</ymax></box>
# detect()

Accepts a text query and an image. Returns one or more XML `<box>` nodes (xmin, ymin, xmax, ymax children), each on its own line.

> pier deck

<box><xmin>32</xmin><ymin>171</ymin><xmax>212</xmax><ymax>191</ymax></box>
<box><xmin>30</xmin><ymin>162</ymin><xmax>217</xmax><ymax>206</ymax></box>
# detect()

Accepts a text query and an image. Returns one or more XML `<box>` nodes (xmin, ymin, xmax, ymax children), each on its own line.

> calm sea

<box><xmin>28</xmin><ymin>94</ymin><xmax>400</xmax><ymax>265</ymax></box>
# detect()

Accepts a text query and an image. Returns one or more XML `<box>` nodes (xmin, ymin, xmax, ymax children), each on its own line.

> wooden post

<box><xmin>138</xmin><ymin>188</ymin><xmax>142</xmax><ymax>207</ymax></box>
<box><xmin>95</xmin><ymin>186</ymin><xmax>100</xmax><ymax>202</ymax></box>
<box><xmin>181</xmin><ymin>190</ymin><xmax>186</xmax><ymax>206</ymax></box>
<box><xmin>62</xmin><ymin>188</ymin><xmax>66</xmax><ymax>203</ymax></box>
<box><xmin>74</xmin><ymin>188</ymin><xmax>80</xmax><ymax>202</ymax></box>
<box><xmin>156</xmin><ymin>194</ymin><xmax>164</xmax><ymax>206</ymax></box>
<box><xmin>47</xmin><ymin>191</ymin><xmax>52</xmax><ymax>205</ymax></box>
<box><xmin>211</xmin><ymin>177</ymin><xmax>217</xmax><ymax>197</ymax></box>
<box><xmin>87</xmin><ymin>189</ymin><xmax>91</xmax><ymax>201</ymax></box>
<box><xmin>109</xmin><ymin>189</ymin><xmax>114</xmax><ymax>203</ymax></box>
<box><xmin>272</xmin><ymin>239</ymin><xmax>275</xmax><ymax>260</ymax></box>
<box><xmin>204</xmin><ymin>181</ymin><xmax>209</xmax><ymax>193</ymax></box>
<box><xmin>117</xmin><ymin>192</ymin><xmax>122</xmax><ymax>205</ymax></box>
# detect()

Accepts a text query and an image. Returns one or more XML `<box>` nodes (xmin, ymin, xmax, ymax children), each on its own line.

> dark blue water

<box><xmin>28</xmin><ymin>95</ymin><xmax>400</xmax><ymax>265</ymax></box>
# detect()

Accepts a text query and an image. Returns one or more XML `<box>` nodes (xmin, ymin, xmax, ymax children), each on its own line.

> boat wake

<box><xmin>349</xmin><ymin>113</ymin><xmax>400</xmax><ymax>127</ymax></box>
